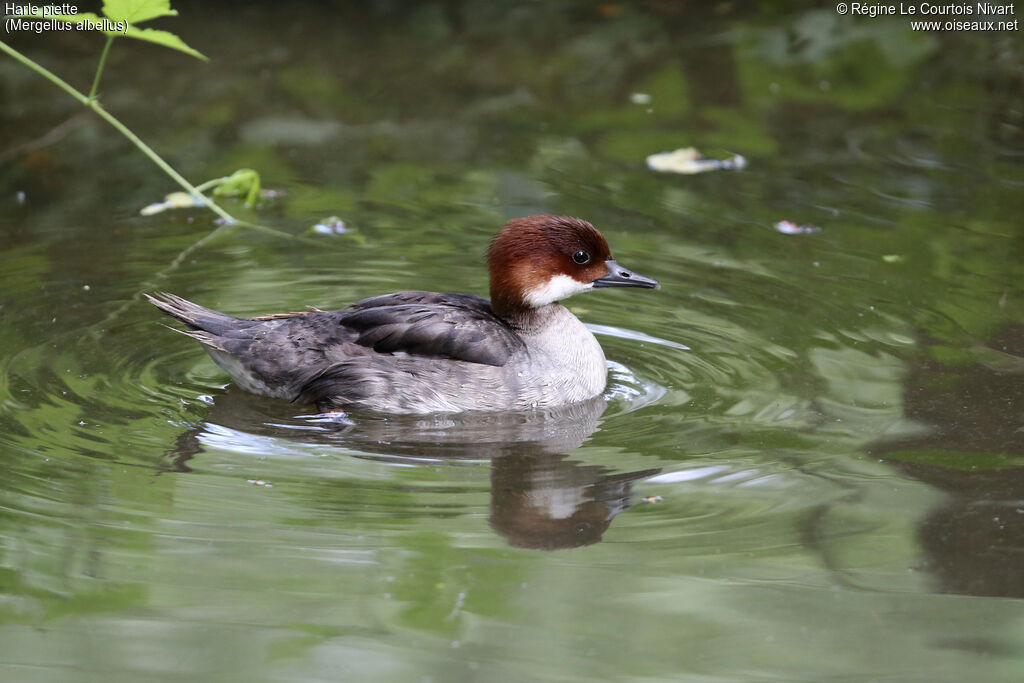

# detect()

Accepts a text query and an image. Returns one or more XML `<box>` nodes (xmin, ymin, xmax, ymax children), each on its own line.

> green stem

<box><xmin>88</xmin><ymin>34</ymin><xmax>115</xmax><ymax>101</ymax></box>
<box><xmin>87</xmin><ymin>101</ymin><xmax>236</xmax><ymax>223</ymax></box>
<box><xmin>0</xmin><ymin>39</ymin><xmax>237</xmax><ymax>225</ymax></box>
<box><xmin>194</xmin><ymin>177</ymin><xmax>227</xmax><ymax>193</ymax></box>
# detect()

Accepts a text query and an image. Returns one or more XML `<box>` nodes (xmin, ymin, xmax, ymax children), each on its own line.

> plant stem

<box><xmin>194</xmin><ymin>177</ymin><xmax>226</xmax><ymax>193</ymax></box>
<box><xmin>88</xmin><ymin>34</ymin><xmax>115</xmax><ymax>101</ymax></box>
<box><xmin>0</xmin><ymin>39</ymin><xmax>237</xmax><ymax>225</ymax></box>
<box><xmin>87</xmin><ymin>101</ymin><xmax>237</xmax><ymax>224</ymax></box>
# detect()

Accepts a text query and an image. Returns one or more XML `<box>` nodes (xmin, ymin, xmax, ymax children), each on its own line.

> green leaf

<box><xmin>25</xmin><ymin>1</ymin><xmax>207</xmax><ymax>62</ymax></box>
<box><xmin>121</xmin><ymin>26</ymin><xmax>206</xmax><ymax>61</ymax></box>
<box><xmin>211</xmin><ymin>169</ymin><xmax>262</xmax><ymax>207</ymax></box>
<box><xmin>102</xmin><ymin>0</ymin><xmax>177</xmax><ymax>24</ymax></box>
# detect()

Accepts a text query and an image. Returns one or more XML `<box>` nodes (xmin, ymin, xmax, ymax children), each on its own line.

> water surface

<box><xmin>1</xmin><ymin>3</ymin><xmax>1022</xmax><ymax>681</ymax></box>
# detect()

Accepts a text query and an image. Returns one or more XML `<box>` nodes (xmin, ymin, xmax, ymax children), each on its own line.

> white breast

<box><xmin>514</xmin><ymin>305</ymin><xmax>608</xmax><ymax>407</ymax></box>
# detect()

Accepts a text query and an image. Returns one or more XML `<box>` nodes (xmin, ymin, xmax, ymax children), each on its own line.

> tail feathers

<box><xmin>158</xmin><ymin>322</ymin><xmax>232</xmax><ymax>352</ymax></box>
<box><xmin>145</xmin><ymin>292</ymin><xmax>248</xmax><ymax>340</ymax></box>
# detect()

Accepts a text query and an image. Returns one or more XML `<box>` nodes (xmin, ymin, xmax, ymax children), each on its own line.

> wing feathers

<box><xmin>340</xmin><ymin>293</ymin><xmax>523</xmax><ymax>366</ymax></box>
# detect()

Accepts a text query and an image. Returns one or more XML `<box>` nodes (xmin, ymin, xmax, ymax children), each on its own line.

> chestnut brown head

<box><xmin>487</xmin><ymin>215</ymin><xmax>659</xmax><ymax>318</ymax></box>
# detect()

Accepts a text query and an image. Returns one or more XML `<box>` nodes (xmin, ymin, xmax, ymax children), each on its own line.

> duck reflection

<box><xmin>868</xmin><ymin>324</ymin><xmax>1024</xmax><ymax>598</ymax></box>
<box><xmin>165</xmin><ymin>392</ymin><xmax>659</xmax><ymax>550</ymax></box>
<box><xmin>490</xmin><ymin>452</ymin><xmax>658</xmax><ymax>550</ymax></box>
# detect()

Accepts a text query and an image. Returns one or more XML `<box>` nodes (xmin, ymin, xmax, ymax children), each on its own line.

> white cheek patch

<box><xmin>524</xmin><ymin>273</ymin><xmax>593</xmax><ymax>307</ymax></box>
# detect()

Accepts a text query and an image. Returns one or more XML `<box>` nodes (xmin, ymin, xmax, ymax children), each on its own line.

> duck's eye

<box><xmin>572</xmin><ymin>250</ymin><xmax>590</xmax><ymax>265</ymax></box>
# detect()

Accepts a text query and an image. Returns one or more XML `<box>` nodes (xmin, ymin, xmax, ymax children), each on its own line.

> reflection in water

<box><xmin>869</xmin><ymin>325</ymin><xmax>1024</xmax><ymax>598</ymax></box>
<box><xmin>490</xmin><ymin>453</ymin><xmax>659</xmax><ymax>550</ymax></box>
<box><xmin>164</xmin><ymin>391</ymin><xmax>660</xmax><ymax>550</ymax></box>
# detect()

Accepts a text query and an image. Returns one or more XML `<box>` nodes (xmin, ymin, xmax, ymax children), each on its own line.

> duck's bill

<box><xmin>592</xmin><ymin>259</ymin><xmax>660</xmax><ymax>290</ymax></box>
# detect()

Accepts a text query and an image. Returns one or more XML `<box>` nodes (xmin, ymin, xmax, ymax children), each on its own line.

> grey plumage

<box><xmin>145</xmin><ymin>291</ymin><xmax>541</xmax><ymax>413</ymax></box>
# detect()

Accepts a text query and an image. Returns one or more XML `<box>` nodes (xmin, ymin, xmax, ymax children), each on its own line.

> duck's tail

<box><xmin>145</xmin><ymin>292</ymin><xmax>246</xmax><ymax>352</ymax></box>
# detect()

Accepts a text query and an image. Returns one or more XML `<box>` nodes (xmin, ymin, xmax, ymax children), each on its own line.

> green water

<box><xmin>1</xmin><ymin>2</ymin><xmax>1022</xmax><ymax>681</ymax></box>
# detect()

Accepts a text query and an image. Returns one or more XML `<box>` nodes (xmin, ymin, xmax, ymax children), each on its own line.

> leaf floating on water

<box><xmin>309</xmin><ymin>216</ymin><xmax>364</xmax><ymax>243</ymax></box>
<box><xmin>139</xmin><ymin>191</ymin><xmax>203</xmax><ymax>215</ymax></box>
<box><xmin>647</xmin><ymin>147</ymin><xmax>699</xmax><ymax>172</ymax></box>
<box><xmin>646</xmin><ymin>147</ymin><xmax>747</xmax><ymax>174</ymax></box>
<box><xmin>141</xmin><ymin>170</ymin><xmax>274</xmax><ymax>215</ymax></box>
<box><xmin>774</xmin><ymin>220</ymin><xmax>821</xmax><ymax>235</ymax></box>
<box><xmin>311</xmin><ymin>216</ymin><xmax>348</xmax><ymax>235</ymax></box>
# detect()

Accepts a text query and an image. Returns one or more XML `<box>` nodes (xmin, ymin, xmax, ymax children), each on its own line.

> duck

<box><xmin>147</xmin><ymin>215</ymin><xmax>659</xmax><ymax>414</ymax></box>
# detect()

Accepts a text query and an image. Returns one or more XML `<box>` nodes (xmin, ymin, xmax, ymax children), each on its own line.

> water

<box><xmin>1</xmin><ymin>2</ymin><xmax>1022</xmax><ymax>681</ymax></box>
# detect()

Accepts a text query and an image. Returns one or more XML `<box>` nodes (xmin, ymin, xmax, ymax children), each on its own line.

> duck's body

<box><xmin>148</xmin><ymin>215</ymin><xmax>658</xmax><ymax>415</ymax></box>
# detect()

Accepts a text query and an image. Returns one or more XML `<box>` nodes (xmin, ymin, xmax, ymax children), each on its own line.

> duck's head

<box><xmin>487</xmin><ymin>215</ymin><xmax>660</xmax><ymax>319</ymax></box>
